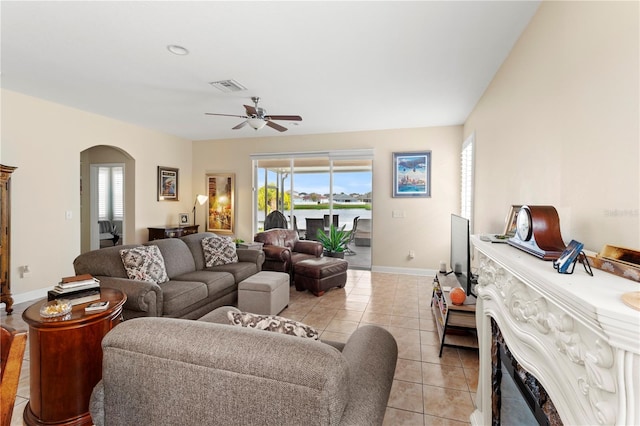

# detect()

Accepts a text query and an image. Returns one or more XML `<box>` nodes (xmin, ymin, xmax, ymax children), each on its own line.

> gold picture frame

<box><xmin>206</xmin><ymin>173</ymin><xmax>234</xmax><ymax>234</ymax></box>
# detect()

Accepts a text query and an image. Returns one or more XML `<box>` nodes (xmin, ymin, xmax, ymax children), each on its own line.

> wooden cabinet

<box><xmin>147</xmin><ymin>225</ymin><xmax>199</xmax><ymax>241</ymax></box>
<box><xmin>431</xmin><ymin>272</ymin><xmax>478</xmax><ymax>356</ymax></box>
<box><xmin>22</xmin><ymin>288</ymin><xmax>126</xmax><ymax>426</ymax></box>
<box><xmin>1</xmin><ymin>164</ymin><xmax>17</xmax><ymax>314</ymax></box>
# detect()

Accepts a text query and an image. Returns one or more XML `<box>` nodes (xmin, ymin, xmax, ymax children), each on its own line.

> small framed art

<box><xmin>392</xmin><ymin>151</ymin><xmax>431</xmax><ymax>197</ymax></box>
<box><xmin>158</xmin><ymin>166</ymin><xmax>179</xmax><ymax>201</ymax></box>
<box><xmin>503</xmin><ymin>205</ymin><xmax>522</xmax><ymax>237</ymax></box>
<box><xmin>178</xmin><ymin>213</ymin><xmax>189</xmax><ymax>226</ymax></box>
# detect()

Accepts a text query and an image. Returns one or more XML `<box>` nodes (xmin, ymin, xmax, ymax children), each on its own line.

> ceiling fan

<box><xmin>205</xmin><ymin>97</ymin><xmax>302</xmax><ymax>132</ymax></box>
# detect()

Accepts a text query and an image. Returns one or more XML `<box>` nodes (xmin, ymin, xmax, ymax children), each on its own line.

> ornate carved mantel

<box><xmin>470</xmin><ymin>236</ymin><xmax>640</xmax><ymax>426</ymax></box>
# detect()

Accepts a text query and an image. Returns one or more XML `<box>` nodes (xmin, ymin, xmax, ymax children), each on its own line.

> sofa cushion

<box><xmin>172</xmin><ymin>270</ymin><xmax>236</xmax><ymax>300</ymax></box>
<box><xmin>157</xmin><ymin>280</ymin><xmax>208</xmax><ymax>316</ymax></box>
<box><xmin>145</xmin><ymin>239</ymin><xmax>196</xmax><ymax>278</ymax></box>
<box><xmin>227</xmin><ymin>311</ymin><xmax>320</xmax><ymax>340</ymax></box>
<box><xmin>120</xmin><ymin>246</ymin><xmax>169</xmax><ymax>284</ymax></box>
<box><xmin>202</xmin><ymin>235</ymin><xmax>238</xmax><ymax>267</ymax></box>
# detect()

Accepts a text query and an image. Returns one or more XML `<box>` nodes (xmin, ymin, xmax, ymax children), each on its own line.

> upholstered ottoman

<box><xmin>294</xmin><ymin>257</ymin><xmax>348</xmax><ymax>297</ymax></box>
<box><xmin>238</xmin><ymin>271</ymin><xmax>290</xmax><ymax>315</ymax></box>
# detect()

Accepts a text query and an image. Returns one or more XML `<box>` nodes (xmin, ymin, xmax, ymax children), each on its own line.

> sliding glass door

<box><xmin>253</xmin><ymin>150</ymin><xmax>372</xmax><ymax>269</ymax></box>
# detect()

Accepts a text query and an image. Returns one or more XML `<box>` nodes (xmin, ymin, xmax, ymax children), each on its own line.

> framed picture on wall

<box><xmin>158</xmin><ymin>166</ymin><xmax>179</xmax><ymax>201</ymax></box>
<box><xmin>392</xmin><ymin>151</ymin><xmax>431</xmax><ymax>198</ymax></box>
<box><xmin>206</xmin><ymin>173</ymin><xmax>234</xmax><ymax>234</ymax></box>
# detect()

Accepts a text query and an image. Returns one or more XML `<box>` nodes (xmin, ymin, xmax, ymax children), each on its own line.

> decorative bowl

<box><xmin>40</xmin><ymin>299</ymin><xmax>72</xmax><ymax>318</ymax></box>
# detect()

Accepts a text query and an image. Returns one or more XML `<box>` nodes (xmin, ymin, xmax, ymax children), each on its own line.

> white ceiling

<box><xmin>1</xmin><ymin>1</ymin><xmax>540</xmax><ymax>141</ymax></box>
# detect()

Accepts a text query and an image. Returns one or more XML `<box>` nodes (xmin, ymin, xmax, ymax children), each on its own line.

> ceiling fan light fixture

<box><xmin>247</xmin><ymin>118</ymin><xmax>266</xmax><ymax>130</ymax></box>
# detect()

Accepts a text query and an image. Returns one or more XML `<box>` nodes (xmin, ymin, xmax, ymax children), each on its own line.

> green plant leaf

<box><xmin>317</xmin><ymin>224</ymin><xmax>350</xmax><ymax>253</ymax></box>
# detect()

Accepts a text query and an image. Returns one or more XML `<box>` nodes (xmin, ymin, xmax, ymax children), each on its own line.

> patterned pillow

<box><xmin>202</xmin><ymin>235</ymin><xmax>238</xmax><ymax>267</ymax></box>
<box><xmin>227</xmin><ymin>311</ymin><xmax>320</xmax><ymax>340</ymax></box>
<box><xmin>120</xmin><ymin>245</ymin><xmax>169</xmax><ymax>284</ymax></box>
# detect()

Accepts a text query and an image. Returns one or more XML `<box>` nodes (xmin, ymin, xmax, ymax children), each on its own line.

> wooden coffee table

<box><xmin>22</xmin><ymin>288</ymin><xmax>126</xmax><ymax>426</ymax></box>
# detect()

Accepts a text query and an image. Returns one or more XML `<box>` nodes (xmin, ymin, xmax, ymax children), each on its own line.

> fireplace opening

<box><xmin>491</xmin><ymin>318</ymin><xmax>562</xmax><ymax>426</ymax></box>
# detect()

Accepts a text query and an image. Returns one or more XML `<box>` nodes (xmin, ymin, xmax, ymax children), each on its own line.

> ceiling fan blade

<box><xmin>205</xmin><ymin>113</ymin><xmax>248</xmax><ymax>119</ymax></box>
<box><xmin>232</xmin><ymin>120</ymin><xmax>248</xmax><ymax>130</ymax></box>
<box><xmin>266</xmin><ymin>120</ymin><xmax>288</xmax><ymax>132</ymax></box>
<box><xmin>244</xmin><ymin>104</ymin><xmax>258</xmax><ymax>116</ymax></box>
<box><xmin>265</xmin><ymin>115</ymin><xmax>302</xmax><ymax>121</ymax></box>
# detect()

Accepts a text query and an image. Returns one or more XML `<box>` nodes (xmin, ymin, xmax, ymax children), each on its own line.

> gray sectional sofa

<box><xmin>90</xmin><ymin>306</ymin><xmax>398</xmax><ymax>426</ymax></box>
<box><xmin>73</xmin><ymin>233</ymin><xmax>265</xmax><ymax>320</ymax></box>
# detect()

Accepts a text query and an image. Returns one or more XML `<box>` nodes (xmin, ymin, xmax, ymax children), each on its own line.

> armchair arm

<box><xmin>261</xmin><ymin>245</ymin><xmax>292</xmax><ymax>263</ymax></box>
<box><xmin>89</xmin><ymin>381</ymin><xmax>105</xmax><ymax>426</ymax></box>
<box><xmin>98</xmin><ymin>277</ymin><xmax>163</xmax><ymax>317</ymax></box>
<box><xmin>236</xmin><ymin>249</ymin><xmax>265</xmax><ymax>269</ymax></box>
<box><xmin>293</xmin><ymin>240</ymin><xmax>323</xmax><ymax>257</ymax></box>
<box><xmin>340</xmin><ymin>325</ymin><xmax>398</xmax><ymax>425</ymax></box>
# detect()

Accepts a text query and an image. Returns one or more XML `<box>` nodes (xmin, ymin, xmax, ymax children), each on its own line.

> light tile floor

<box><xmin>1</xmin><ymin>270</ymin><xmax>479</xmax><ymax>425</ymax></box>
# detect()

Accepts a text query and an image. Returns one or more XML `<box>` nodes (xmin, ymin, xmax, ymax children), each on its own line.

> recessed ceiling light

<box><xmin>167</xmin><ymin>45</ymin><xmax>189</xmax><ymax>56</ymax></box>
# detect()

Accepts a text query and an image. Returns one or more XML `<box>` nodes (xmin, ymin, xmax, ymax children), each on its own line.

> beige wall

<box><xmin>192</xmin><ymin>126</ymin><xmax>462</xmax><ymax>273</ymax></box>
<box><xmin>465</xmin><ymin>1</ymin><xmax>639</xmax><ymax>251</ymax></box>
<box><xmin>1</xmin><ymin>90</ymin><xmax>193</xmax><ymax>301</ymax></box>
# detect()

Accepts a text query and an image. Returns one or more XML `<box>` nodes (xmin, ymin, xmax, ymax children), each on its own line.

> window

<box><xmin>461</xmin><ymin>134</ymin><xmax>474</xmax><ymax>225</ymax></box>
<box><xmin>97</xmin><ymin>165</ymin><xmax>123</xmax><ymax>221</ymax></box>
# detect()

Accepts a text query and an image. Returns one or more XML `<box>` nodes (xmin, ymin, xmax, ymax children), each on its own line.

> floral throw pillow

<box><xmin>202</xmin><ymin>235</ymin><xmax>238</xmax><ymax>267</ymax></box>
<box><xmin>120</xmin><ymin>245</ymin><xmax>169</xmax><ymax>284</ymax></box>
<box><xmin>227</xmin><ymin>311</ymin><xmax>320</xmax><ymax>340</ymax></box>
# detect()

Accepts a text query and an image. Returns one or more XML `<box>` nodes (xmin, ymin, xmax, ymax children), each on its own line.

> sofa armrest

<box><xmin>197</xmin><ymin>306</ymin><xmax>241</xmax><ymax>324</ymax></box>
<box><xmin>293</xmin><ymin>240</ymin><xmax>323</xmax><ymax>257</ymax></box>
<box><xmin>98</xmin><ymin>277</ymin><xmax>163</xmax><ymax>317</ymax></box>
<box><xmin>261</xmin><ymin>245</ymin><xmax>292</xmax><ymax>263</ymax></box>
<box><xmin>340</xmin><ymin>325</ymin><xmax>398</xmax><ymax>425</ymax></box>
<box><xmin>236</xmin><ymin>249</ymin><xmax>265</xmax><ymax>269</ymax></box>
<box><xmin>89</xmin><ymin>380</ymin><xmax>105</xmax><ymax>426</ymax></box>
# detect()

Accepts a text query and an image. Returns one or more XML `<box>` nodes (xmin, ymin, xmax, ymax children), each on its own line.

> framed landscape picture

<box><xmin>206</xmin><ymin>173</ymin><xmax>234</xmax><ymax>234</ymax></box>
<box><xmin>392</xmin><ymin>151</ymin><xmax>431</xmax><ymax>198</ymax></box>
<box><xmin>158</xmin><ymin>166</ymin><xmax>179</xmax><ymax>201</ymax></box>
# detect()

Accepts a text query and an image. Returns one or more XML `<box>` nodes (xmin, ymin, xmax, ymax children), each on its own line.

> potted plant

<box><xmin>317</xmin><ymin>224</ymin><xmax>350</xmax><ymax>259</ymax></box>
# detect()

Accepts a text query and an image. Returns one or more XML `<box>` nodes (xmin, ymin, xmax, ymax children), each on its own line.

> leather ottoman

<box><xmin>294</xmin><ymin>257</ymin><xmax>348</xmax><ymax>297</ymax></box>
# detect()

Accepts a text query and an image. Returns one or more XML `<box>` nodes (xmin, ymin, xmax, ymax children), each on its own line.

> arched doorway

<box><xmin>80</xmin><ymin>146</ymin><xmax>135</xmax><ymax>253</ymax></box>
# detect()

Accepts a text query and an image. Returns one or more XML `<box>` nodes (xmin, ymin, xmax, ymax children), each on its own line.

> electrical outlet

<box><xmin>21</xmin><ymin>265</ymin><xmax>32</xmax><ymax>278</ymax></box>
<box><xmin>65</xmin><ymin>210</ymin><xmax>73</xmax><ymax>220</ymax></box>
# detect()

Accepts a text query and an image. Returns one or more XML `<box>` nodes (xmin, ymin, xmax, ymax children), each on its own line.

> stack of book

<box><xmin>48</xmin><ymin>274</ymin><xmax>101</xmax><ymax>305</ymax></box>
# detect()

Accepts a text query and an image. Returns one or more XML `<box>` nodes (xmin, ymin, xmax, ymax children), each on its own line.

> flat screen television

<box><xmin>450</xmin><ymin>214</ymin><xmax>476</xmax><ymax>298</ymax></box>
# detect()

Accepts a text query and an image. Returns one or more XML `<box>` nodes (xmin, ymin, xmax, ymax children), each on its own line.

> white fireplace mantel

<box><xmin>470</xmin><ymin>236</ymin><xmax>640</xmax><ymax>426</ymax></box>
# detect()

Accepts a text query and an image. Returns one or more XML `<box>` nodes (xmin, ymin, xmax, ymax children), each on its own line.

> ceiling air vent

<box><xmin>209</xmin><ymin>79</ymin><xmax>247</xmax><ymax>93</ymax></box>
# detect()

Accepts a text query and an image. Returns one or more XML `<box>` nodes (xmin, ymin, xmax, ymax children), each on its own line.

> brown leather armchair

<box><xmin>254</xmin><ymin>229</ymin><xmax>323</xmax><ymax>281</ymax></box>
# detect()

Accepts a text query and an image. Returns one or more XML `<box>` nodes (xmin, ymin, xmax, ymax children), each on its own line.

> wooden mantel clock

<box><xmin>508</xmin><ymin>205</ymin><xmax>566</xmax><ymax>260</ymax></box>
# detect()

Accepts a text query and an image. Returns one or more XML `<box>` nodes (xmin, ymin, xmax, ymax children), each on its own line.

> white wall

<box><xmin>192</xmin><ymin>126</ymin><xmax>462</xmax><ymax>274</ymax></box>
<box><xmin>1</xmin><ymin>90</ymin><xmax>193</xmax><ymax>302</ymax></box>
<box><xmin>465</xmin><ymin>1</ymin><xmax>639</xmax><ymax>251</ymax></box>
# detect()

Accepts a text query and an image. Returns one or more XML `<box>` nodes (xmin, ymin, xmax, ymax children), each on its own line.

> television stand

<box><xmin>431</xmin><ymin>272</ymin><xmax>478</xmax><ymax>356</ymax></box>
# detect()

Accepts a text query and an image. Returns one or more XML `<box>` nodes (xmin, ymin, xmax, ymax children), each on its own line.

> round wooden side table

<box><xmin>22</xmin><ymin>288</ymin><xmax>126</xmax><ymax>426</ymax></box>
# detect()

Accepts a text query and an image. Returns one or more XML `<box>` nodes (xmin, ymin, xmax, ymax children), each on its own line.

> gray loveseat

<box><xmin>90</xmin><ymin>306</ymin><xmax>398</xmax><ymax>426</ymax></box>
<box><xmin>73</xmin><ymin>233</ymin><xmax>265</xmax><ymax>320</ymax></box>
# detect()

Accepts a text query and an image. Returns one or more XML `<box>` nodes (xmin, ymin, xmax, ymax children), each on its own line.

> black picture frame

<box><xmin>158</xmin><ymin>166</ymin><xmax>179</xmax><ymax>201</ymax></box>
